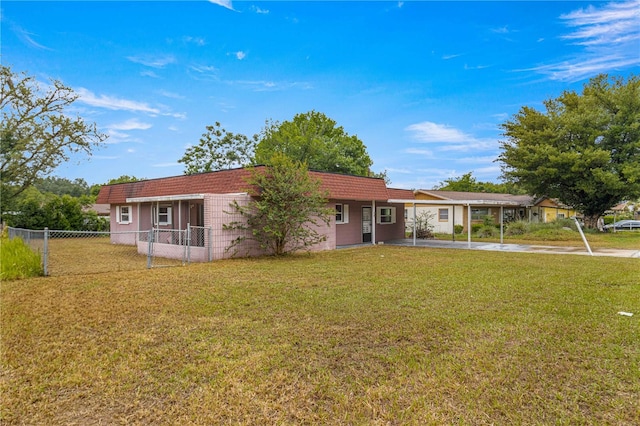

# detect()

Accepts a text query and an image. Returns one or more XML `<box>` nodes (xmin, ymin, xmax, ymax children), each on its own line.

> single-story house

<box><xmin>401</xmin><ymin>190</ymin><xmax>577</xmax><ymax>234</ymax></box>
<box><xmin>529</xmin><ymin>197</ymin><xmax>578</xmax><ymax>224</ymax></box>
<box><xmin>96</xmin><ymin>167</ymin><xmax>407</xmax><ymax>261</ymax></box>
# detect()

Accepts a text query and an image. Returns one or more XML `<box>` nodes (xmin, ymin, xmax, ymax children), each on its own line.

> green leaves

<box><xmin>0</xmin><ymin>65</ymin><xmax>107</xmax><ymax>211</ymax></box>
<box><xmin>255</xmin><ymin>111</ymin><xmax>373</xmax><ymax>176</ymax></box>
<box><xmin>224</xmin><ymin>155</ymin><xmax>332</xmax><ymax>256</ymax></box>
<box><xmin>178</xmin><ymin>122</ymin><xmax>257</xmax><ymax>174</ymax></box>
<box><xmin>499</xmin><ymin>74</ymin><xmax>640</xmax><ymax>225</ymax></box>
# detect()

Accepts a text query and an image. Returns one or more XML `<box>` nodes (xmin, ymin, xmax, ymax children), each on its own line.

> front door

<box><xmin>362</xmin><ymin>206</ymin><xmax>372</xmax><ymax>243</ymax></box>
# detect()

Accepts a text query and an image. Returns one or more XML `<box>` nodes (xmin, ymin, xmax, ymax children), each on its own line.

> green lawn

<box><xmin>1</xmin><ymin>246</ymin><xmax>639</xmax><ymax>424</ymax></box>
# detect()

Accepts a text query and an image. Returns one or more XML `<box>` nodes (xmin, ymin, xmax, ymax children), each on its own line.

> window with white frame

<box><xmin>116</xmin><ymin>205</ymin><xmax>132</xmax><ymax>224</ymax></box>
<box><xmin>153</xmin><ymin>205</ymin><xmax>172</xmax><ymax>226</ymax></box>
<box><xmin>438</xmin><ymin>208</ymin><xmax>449</xmax><ymax>221</ymax></box>
<box><xmin>335</xmin><ymin>203</ymin><xmax>349</xmax><ymax>224</ymax></box>
<box><xmin>377</xmin><ymin>206</ymin><xmax>396</xmax><ymax>224</ymax></box>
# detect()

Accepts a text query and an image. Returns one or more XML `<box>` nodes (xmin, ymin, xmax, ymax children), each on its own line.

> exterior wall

<box><xmin>109</xmin><ymin>204</ymin><xmax>138</xmax><ymax>245</ymax></box>
<box><xmin>109</xmin><ymin>196</ymin><xmax>405</xmax><ymax>259</ymax></box>
<box><xmin>375</xmin><ymin>202</ymin><xmax>406</xmax><ymax>242</ymax></box>
<box><xmin>334</xmin><ymin>201</ymin><xmax>405</xmax><ymax>245</ymax></box>
<box><xmin>404</xmin><ymin>205</ymin><xmax>465</xmax><ymax>234</ymax></box>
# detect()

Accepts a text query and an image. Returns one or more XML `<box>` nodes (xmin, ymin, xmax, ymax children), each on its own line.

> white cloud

<box><xmin>532</xmin><ymin>0</ymin><xmax>640</xmax><ymax>81</ymax></box>
<box><xmin>404</xmin><ymin>148</ymin><xmax>435</xmax><ymax>158</ymax></box>
<box><xmin>77</xmin><ymin>88</ymin><xmax>161</xmax><ymax>114</ymax></box>
<box><xmin>127</xmin><ymin>55</ymin><xmax>176</xmax><ymax>68</ymax></box>
<box><xmin>209</xmin><ymin>0</ymin><xmax>234</xmax><ymax>11</ymax></box>
<box><xmin>182</xmin><ymin>36</ymin><xmax>206</xmax><ymax>46</ymax></box>
<box><xmin>251</xmin><ymin>5</ymin><xmax>269</xmax><ymax>14</ymax></box>
<box><xmin>405</xmin><ymin>121</ymin><xmax>473</xmax><ymax>143</ymax></box>
<box><xmin>12</xmin><ymin>24</ymin><xmax>52</xmax><ymax>50</ymax></box>
<box><xmin>236</xmin><ymin>51</ymin><xmax>246</xmax><ymax>60</ymax></box>
<box><xmin>109</xmin><ymin>119</ymin><xmax>152</xmax><ymax>131</ymax></box>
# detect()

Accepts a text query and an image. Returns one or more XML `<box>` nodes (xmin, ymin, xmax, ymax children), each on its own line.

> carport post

<box><xmin>500</xmin><ymin>206</ymin><xmax>504</xmax><ymax>245</ymax></box>
<box><xmin>413</xmin><ymin>203</ymin><xmax>417</xmax><ymax>246</ymax></box>
<box><xmin>467</xmin><ymin>203</ymin><xmax>471</xmax><ymax>249</ymax></box>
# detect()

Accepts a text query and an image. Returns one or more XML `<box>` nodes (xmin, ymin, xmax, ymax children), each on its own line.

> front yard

<box><xmin>1</xmin><ymin>245</ymin><xmax>638</xmax><ymax>424</ymax></box>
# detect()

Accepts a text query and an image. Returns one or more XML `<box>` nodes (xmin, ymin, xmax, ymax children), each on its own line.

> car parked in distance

<box><xmin>603</xmin><ymin>220</ymin><xmax>640</xmax><ymax>231</ymax></box>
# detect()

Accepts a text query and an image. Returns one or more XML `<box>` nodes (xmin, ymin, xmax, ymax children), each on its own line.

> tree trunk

<box><xmin>583</xmin><ymin>214</ymin><xmax>599</xmax><ymax>229</ymax></box>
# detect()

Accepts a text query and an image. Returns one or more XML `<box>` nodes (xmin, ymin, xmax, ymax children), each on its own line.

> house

<box><xmin>398</xmin><ymin>190</ymin><xmax>580</xmax><ymax>234</ymax></box>
<box><xmin>529</xmin><ymin>197</ymin><xmax>578</xmax><ymax>223</ymax></box>
<box><xmin>402</xmin><ymin>190</ymin><xmax>534</xmax><ymax>233</ymax></box>
<box><xmin>96</xmin><ymin>167</ymin><xmax>407</xmax><ymax>261</ymax></box>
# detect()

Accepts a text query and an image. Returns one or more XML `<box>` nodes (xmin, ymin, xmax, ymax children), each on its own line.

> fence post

<box><xmin>43</xmin><ymin>227</ymin><xmax>49</xmax><ymax>276</ymax></box>
<box><xmin>147</xmin><ymin>229</ymin><xmax>154</xmax><ymax>269</ymax></box>
<box><xmin>208</xmin><ymin>227</ymin><xmax>213</xmax><ymax>262</ymax></box>
<box><xmin>186</xmin><ymin>223</ymin><xmax>191</xmax><ymax>264</ymax></box>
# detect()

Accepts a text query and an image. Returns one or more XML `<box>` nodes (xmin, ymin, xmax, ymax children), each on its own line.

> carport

<box><xmin>388</xmin><ymin>198</ymin><xmax>525</xmax><ymax>248</ymax></box>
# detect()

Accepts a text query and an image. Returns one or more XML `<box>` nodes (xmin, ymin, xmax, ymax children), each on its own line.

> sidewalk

<box><xmin>383</xmin><ymin>239</ymin><xmax>640</xmax><ymax>258</ymax></box>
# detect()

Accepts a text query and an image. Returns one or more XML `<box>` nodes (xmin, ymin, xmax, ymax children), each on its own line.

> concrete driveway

<box><xmin>383</xmin><ymin>239</ymin><xmax>640</xmax><ymax>258</ymax></box>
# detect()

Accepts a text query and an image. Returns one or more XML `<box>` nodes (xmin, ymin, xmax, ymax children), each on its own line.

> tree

<box><xmin>254</xmin><ymin>111</ymin><xmax>373</xmax><ymax>176</ymax></box>
<box><xmin>90</xmin><ymin>175</ymin><xmax>142</xmax><ymax>197</ymax></box>
<box><xmin>224</xmin><ymin>154</ymin><xmax>333</xmax><ymax>256</ymax></box>
<box><xmin>499</xmin><ymin>74</ymin><xmax>640</xmax><ymax>227</ymax></box>
<box><xmin>35</xmin><ymin>176</ymin><xmax>90</xmax><ymax>197</ymax></box>
<box><xmin>178</xmin><ymin>122</ymin><xmax>257</xmax><ymax>174</ymax></box>
<box><xmin>0</xmin><ymin>65</ymin><xmax>107</xmax><ymax>211</ymax></box>
<box><xmin>435</xmin><ymin>172</ymin><xmax>525</xmax><ymax>194</ymax></box>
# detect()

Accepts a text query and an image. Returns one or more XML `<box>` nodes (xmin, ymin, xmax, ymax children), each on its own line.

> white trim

<box><xmin>335</xmin><ymin>203</ymin><xmax>350</xmax><ymax>224</ymax></box>
<box><xmin>116</xmin><ymin>205</ymin><xmax>132</xmax><ymax>224</ymax></box>
<box><xmin>127</xmin><ymin>194</ymin><xmax>205</xmax><ymax>203</ymax></box>
<box><xmin>376</xmin><ymin>206</ymin><xmax>396</xmax><ymax>224</ymax></box>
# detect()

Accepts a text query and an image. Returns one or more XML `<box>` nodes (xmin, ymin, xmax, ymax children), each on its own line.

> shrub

<box><xmin>476</xmin><ymin>225</ymin><xmax>498</xmax><ymax>238</ymax></box>
<box><xmin>505</xmin><ymin>220</ymin><xmax>528</xmax><ymax>236</ymax></box>
<box><xmin>0</xmin><ymin>236</ymin><xmax>43</xmax><ymax>280</ymax></box>
<box><xmin>454</xmin><ymin>224</ymin><xmax>464</xmax><ymax>234</ymax></box>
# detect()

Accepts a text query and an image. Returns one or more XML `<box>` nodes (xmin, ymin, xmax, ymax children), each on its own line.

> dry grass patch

<box><xmin>2</xmin><ymin>246</ymin><xmax>639</xmax><ymax>424</ymax></box>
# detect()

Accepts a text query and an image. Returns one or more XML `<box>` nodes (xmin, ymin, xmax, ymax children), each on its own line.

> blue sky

<box><xmin>2</xmin><ymin>0</ymin><xmax>639</xmax><ymax>189</ymax></box>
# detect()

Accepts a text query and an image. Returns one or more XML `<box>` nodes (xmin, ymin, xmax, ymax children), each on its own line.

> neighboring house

<box><xmin>96</xmin><ymin>167</ymin><xmax>407</xmax><ymax>261</ymax></box>
<box><xmin>529</xmin><ymin>197</ymin><xmax>577</xmax><ymax>223</ymax></box>
<box><xmin>399</xmin><ymin>190</ymin><xmax>578</xmax><ymax>233</ymax></box>
<box><xmin>402</xmin><ymin>190</ymin><xmax>534</xmax><ymax>233</ymax></box>
<box><xmin>83</xmin><ymin>203</ymin><xmax>111</xmax><ymax>219</ymax></box>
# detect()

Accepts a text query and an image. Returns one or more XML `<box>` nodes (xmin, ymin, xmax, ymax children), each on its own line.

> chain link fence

<box><xmin>7</xmin><ymin>226</ymin><xmax>212</xmax><ymax>276</ymax></box>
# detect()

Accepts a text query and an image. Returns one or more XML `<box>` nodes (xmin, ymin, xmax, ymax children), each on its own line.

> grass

<box><xmin>0</xmin><ymin>236</ymin><xmax>43</xmax><ymax>280</ymax></box>
<box><xmin>2</xmin><ymin>245</ymin><xmax>639</xmax><ymax>424</ymax></box>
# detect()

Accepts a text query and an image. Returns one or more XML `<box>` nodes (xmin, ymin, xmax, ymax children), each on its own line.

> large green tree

<box><xmin>435</xmin><ymin>172</ymin><xmax>525</xmax><ymax>194</ymax></box>
<box><xmin>254</xmin><ymin>111</ymin><xmax>373</xmax><ymax>176</ymax></box>
<box><xmin>224</xmin><ymin>154</ymin><xmax>332</xmax><ymax>256</ymax></box>
<box><xmin>178</xmin><ymin>122</ymin><xmax>257</xmax><ymax>174</ymax></box>
<box><xmin>499</xmin><ymin>74</ymin><xmax>640</xmax><ymax>227</ymax></box>
<box><xmin>1</xmin><ymin>65</ymin><xmax>107</xmax><ymax>212</ymax></box>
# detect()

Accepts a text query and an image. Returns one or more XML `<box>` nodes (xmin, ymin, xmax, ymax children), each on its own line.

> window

<box><xmin>377</xmin><ymin>206</ymin><xmax>396</xmax><ymax>224</ymax></box>
<box><xmin>438</xmin><ymin>208</ymin><xmax>449</xmax><ymax>222</ymax></box>
<box><xmin>153</xmin><ymin>205</ymin><xmax>172</xmax><ymax>226</ymax></box>
<box><xmin>557</xmin><ymin>213</ymin><xmax>565</xmax><ymax>219</ymax></box>
<box><xmin>471</xmin><ymin>208</ymin><xmax>489</xmax><ymax>221</ymax></box>
<box><xmin>335</xmin><ymin>204</ymin><xmax>349</xmax><ymax>224</ymax></box>
<box><xmin>116</xmin><ymin>205</ymin><xmax>131</xmax><ymax>224</ymax></box>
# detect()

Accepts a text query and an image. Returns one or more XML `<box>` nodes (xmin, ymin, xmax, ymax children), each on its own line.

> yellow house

<box><xmin>530</xmin><ymin>197</ymin><xmax>577</xmax><ymax>223</ymax></box>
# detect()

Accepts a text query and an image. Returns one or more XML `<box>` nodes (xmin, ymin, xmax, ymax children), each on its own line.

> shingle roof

<box><xmin>387</xmin><ymin>188</ymin><xmax>415</xmax><ymax>200</ymax></box>
<box><xmin>417</xmin><ymin>190</ymin><xmax>534</xmax><ymax>205</ymax></box>
<box><xmin>96</xmin><ymin>167</ymin><xmax>392</xmax><ymax>204</ymax></box>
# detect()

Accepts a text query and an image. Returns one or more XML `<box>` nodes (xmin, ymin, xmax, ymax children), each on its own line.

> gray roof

<box><xmin>417</xmin><ymin>190</ymin><xmax>535</xmax><ymax>205</ymax></box>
